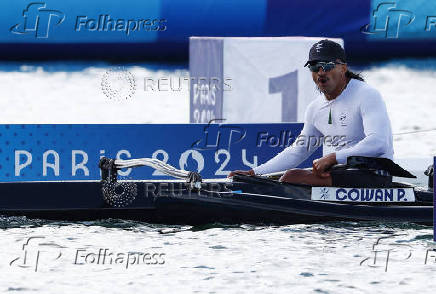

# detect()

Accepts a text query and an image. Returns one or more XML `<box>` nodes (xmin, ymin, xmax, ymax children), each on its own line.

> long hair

<box><xmin>345</xmin><ymin>70</ymin><xmax>364</xmax><ymax>81</ymax></box>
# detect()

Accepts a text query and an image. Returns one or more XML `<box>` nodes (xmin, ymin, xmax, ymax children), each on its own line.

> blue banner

<box><xmin>1</xmin><ymin>0</ymin><xmax>436</xmax><ymax>60</ymax></box>
<box><xmin>0</xmin><ymin>124</ymin><xmax>321</xmax><ymax>182</ymax></box>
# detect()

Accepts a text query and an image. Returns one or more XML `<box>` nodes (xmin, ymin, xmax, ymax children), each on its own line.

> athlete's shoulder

<box><xmin>349</xmin><ymin>79</ymin><xmax>384</xmax><ymax>103</ymax></box>
<box><xmin>352</xmin><ymin>79</ymin><xmax>382</xmax><ymax>96</ymax></box>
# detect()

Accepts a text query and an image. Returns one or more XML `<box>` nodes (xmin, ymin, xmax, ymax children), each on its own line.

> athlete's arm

<box><xmin>252</xmin><ymin>106</ymin><xmax>323</xmax><ymax>175</ymax></box>
<box><xmin>335</xmin><ymin>89</ymin><xmax>392</xmax><ymax>164</ymax></box>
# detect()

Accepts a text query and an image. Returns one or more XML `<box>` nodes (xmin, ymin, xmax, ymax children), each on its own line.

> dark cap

<box><xmin>304</xmin><ymin>39</ymin><xmax>346</xmax><ymax>66</ymax></box>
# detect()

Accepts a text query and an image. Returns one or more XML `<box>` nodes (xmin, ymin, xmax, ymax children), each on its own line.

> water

<box><xmin>1</xmin><ymin>218</ymin><xmax>434</xmax><ymax>293</ymax></box>
<box><xmin>0</xmin><ymin>58</ymin><xmax>435</xmax><ymax>293</ymax></box>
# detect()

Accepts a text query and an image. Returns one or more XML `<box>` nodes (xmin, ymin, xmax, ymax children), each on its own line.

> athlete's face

<box><xmin>311</xmin><ymin>60</ymin><xmax>347</xmax><ymax>95</ymax></box>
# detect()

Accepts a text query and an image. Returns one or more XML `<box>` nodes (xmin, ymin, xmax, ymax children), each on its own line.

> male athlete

<box><xmin>228</xmin><ymin>39</ymin><xmax>393</xmax><ymax>186</ymax></box>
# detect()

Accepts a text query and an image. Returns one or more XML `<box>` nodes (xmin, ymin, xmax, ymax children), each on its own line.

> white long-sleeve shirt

<box><xmin>253</xmin><ymin>79</ymin><xmax>393</xmax><ymax>175</ymax></box>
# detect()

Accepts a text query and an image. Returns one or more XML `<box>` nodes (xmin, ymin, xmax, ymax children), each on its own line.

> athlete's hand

<box><xmin>313</xmin><ymin>153</ymin><xmax>337</xmax><ymax>178</ymax></box>
<box><xmin>228</xmin><ymin>170</ymin><xmax>255</xmax><ymax>178</ymax></box>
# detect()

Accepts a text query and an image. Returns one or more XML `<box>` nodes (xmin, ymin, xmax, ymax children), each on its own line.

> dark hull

<box><xmin>0</xmin><ymin>175</ymin><xmax>433</xmax><ymax>225</ymax></box>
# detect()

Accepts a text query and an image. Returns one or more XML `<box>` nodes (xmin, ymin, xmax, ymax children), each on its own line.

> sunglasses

<box><xmin>307</xmin><ymin>61</ymin><xmax>346</xmax><ymax>72</ymax></box>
